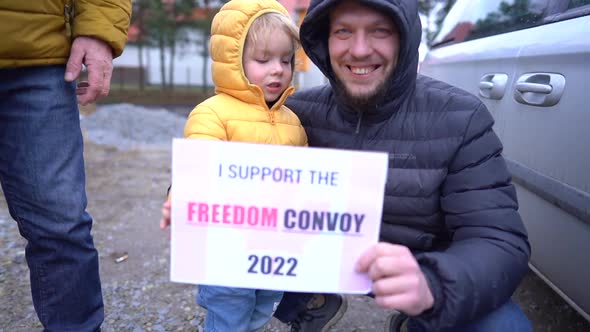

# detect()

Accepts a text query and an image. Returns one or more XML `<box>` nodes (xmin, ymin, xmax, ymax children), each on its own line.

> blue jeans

<box><xmin>408</xmin><ymin>300</ymin><xmax>532</xmax><ymax>332</ymax></box>
<box><xmin>0</xmin><ymin>65</ymin><xmax>103</xmax><ymax>331</ymax></box>
<box><xmin>198</xmin><ymin>285</ymin><xmax>283</xmax><ymax>332</ymax></box>
<box><xmin>275</xmin><ymin>293</ymin><xmax>531</xmax><ymax>332</ymax></box>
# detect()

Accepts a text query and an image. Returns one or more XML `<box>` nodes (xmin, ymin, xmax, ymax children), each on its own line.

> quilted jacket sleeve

<box><xmin>184</xmin><ymin>106</ymin><xmax>228</xmax><ymax>141</ymax></box>
<box><xmin>73</xmin><ymin>0</ymin><xmax>132</xmax><ymax>57</ymax></box>
<box><xmin>414</xmin><ymin>103</ymin><xmax>531</xmax><ymax>329</ymax></box>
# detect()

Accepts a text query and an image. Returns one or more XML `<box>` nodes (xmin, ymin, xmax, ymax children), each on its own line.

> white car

<box><xmin>419</xmin><ymin>0</ymin><xmax>590</xmax><ymax>321</ymax></box>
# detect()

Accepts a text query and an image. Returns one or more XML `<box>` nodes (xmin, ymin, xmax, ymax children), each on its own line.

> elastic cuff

<box><xmin>417</xmin><ymin>265</ymin><xmax>443</xmax><ymax>319</ymax></box>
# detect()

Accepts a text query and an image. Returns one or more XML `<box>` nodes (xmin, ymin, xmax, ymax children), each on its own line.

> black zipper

<box><xmin>354</xmin><ymin>111</ymin><xmax>364</xmax><ymax>149</ymax></box>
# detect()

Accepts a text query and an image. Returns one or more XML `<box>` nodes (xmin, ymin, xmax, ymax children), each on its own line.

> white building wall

<box><xmin>114</xmin><ymin>29</ymin><xmax>215</xmax><ymax>87</ymax></box>
<box><xmin>114</xmin><ymin>27</ymin><xmax>336</xmax><ymax>89</ymax></box>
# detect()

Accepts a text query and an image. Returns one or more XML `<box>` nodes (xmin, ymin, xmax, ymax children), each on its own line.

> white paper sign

<box><xmin>170</xmin><ymin>139</ymin><xmax>388</xmax><ymax>294</ymax></box>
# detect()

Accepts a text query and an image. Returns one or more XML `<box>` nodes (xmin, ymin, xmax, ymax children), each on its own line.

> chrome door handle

<box><xmin>479</xmin><ymin>73</ymin><xmax>508</xmax><ymax>100</ymax></box>
<box><xmin>515</xmin><ymin>82</ymin><xmax>552</xmax><ymax>94</ymax></box>
<box><xmin>514</xmin><ymin>73</ymin><xmax>565</xmax><ymax>107</ymax></box>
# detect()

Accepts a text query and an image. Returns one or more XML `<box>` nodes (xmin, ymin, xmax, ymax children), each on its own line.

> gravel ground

<box><xmin>1</xmin><ymin>104</ymin><xmax>588</xmax><ymax>331</ymax></box>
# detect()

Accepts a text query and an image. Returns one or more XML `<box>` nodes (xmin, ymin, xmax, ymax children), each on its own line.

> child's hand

<box><xmin>160</xmin><ymin>200</ymin><xmax>171</xmax><ymax>229</ymax></box>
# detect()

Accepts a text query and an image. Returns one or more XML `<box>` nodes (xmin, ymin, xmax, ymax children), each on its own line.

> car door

<box><xmin>420</xmin><ymin>0</ymin><xmax>590</xmax><ymax>321</ymax></box>
<box><xmin>501</xmin><ymin>4</ymin><xmax>590</xmax><ymax>320</ymax></box>
<box><xmin>419</xmin><ymin>0</ymin><xmax>559</xmax><ymax>140</ymax></box>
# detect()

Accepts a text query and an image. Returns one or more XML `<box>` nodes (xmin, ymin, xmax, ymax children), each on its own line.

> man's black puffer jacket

<box><xmin>285</xmin><ymin>0</ymin><xmax>531</xmax><ymax>329</ymax></box>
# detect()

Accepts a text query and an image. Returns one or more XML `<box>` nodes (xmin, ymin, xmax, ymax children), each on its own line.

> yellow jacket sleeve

<box><xmin>73</xmin><ymin>0</ymin><xmax>132</xmax><ymax>57</ymax></box>
<box><xmin>184</xmin><ymin>106</ymin><xmax>228</xmax><ymax>140</ymax></box>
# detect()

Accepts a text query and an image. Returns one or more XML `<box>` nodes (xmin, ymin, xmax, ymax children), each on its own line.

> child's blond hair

<box><xmin>245</xmin><ymin>12</ymin><xmax>301</xmax><ymax>55</ymax></box>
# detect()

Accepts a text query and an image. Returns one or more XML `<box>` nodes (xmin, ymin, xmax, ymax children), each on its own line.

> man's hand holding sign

<box><xmin>169</xmin><ymin>139</ymin><xmax>388</xmax><ymax>294</ymax></box>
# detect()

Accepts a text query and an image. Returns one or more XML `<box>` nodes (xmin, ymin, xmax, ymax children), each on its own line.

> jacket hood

<box><xmin>300</xmin><ymin>0</ymin><xmax>422</xmax><ymax>110</ymax></box>
<box><xmin>210</xmin><ymin>0</ymin><xmax>294</xmax><ymax>105</ymax></box>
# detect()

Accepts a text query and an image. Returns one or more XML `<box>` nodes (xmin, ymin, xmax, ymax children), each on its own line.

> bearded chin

<box><xmin>332</xmin><ymin>77</ymin><xmax>388</xmax><ymax>111</ymax></box>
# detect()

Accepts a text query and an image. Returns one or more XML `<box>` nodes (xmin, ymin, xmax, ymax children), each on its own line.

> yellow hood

<box><xmin>210</xmin><ymin>0</ymin><xmax>294</xmax><ymax>105</ymax></box>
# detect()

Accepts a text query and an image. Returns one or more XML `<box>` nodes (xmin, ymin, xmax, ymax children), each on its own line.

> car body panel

<box><xmin>420</xmin><ymin>3</ymin><xmax>590</xmax><ymax>321</ymax></box>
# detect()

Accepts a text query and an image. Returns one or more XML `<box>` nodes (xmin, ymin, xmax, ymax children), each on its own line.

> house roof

<box><xmin>278</xmin><ymin>0</ymin><xmax>310</xmax><ymax>13</ymax></box>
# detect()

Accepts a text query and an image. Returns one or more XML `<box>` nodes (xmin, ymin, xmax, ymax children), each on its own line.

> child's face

<box><xmin>243</xmin><ymin>30</ymin><xmax>294</xmax><ymax>103</ymax></box>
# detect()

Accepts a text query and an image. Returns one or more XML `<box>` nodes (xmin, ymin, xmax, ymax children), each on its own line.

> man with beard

<box><xmin>275</xmin><ymin>0</ymin><xmax>532</xmax><ymax>331</ymax></box>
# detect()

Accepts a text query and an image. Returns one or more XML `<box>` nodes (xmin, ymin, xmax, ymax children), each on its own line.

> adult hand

<box><xmin>356</xmin><ymin>242</ymin><xmax>434</xmax><ymax>316</ymax></box>
<box><xmin>64</xmin><ymin>36</ymin><xmax>114</xmax><ymax>105</ymax></box>
<box><xmin>160</xmin><ymin>200</ymin><xmax>171</xmax><ymax>230</ymax></box>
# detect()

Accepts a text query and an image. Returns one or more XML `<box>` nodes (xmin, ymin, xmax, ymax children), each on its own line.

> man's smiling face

<box><xmin>328</xmin><ymin>0</ymin><xmax>400</xmax><ymax>105</ymax></box>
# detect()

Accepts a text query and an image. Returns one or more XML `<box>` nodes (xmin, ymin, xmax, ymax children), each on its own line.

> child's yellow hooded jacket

<box><xmin>183</xmin><ymin>0</ymin><xmax>307</xmax><ymax>147</ymax></box>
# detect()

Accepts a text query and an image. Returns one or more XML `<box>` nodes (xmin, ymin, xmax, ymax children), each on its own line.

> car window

<box><xmin>569</xmin><ymin>0</ymin><xmax>590</xmax><ymax>9</ymax></box>
<box><xmin>432</xmin><ymin>0</ymin><xmax>553</xmax><ymax>47</ymax></box>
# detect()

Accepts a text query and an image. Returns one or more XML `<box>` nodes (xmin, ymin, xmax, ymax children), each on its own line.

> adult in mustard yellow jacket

<box><xmin>0</xmin><ymin>1</ymin><xmax>131</xmax><ymax>331</ymax></box>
